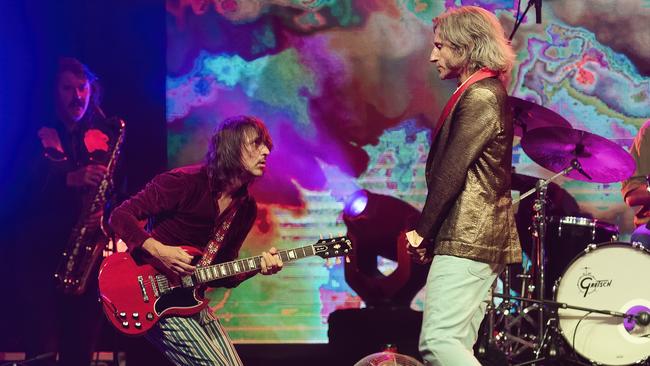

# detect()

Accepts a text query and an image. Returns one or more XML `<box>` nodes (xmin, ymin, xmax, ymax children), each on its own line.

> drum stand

<box><xmin>484</xmin><ymin>267</ymin><xmax>539</xmax><ymax>361</ymax></box>
<box><xmin>487</xmin><ymin>159</ymin><xmax>592</xmax><ymax>364</ymax></box>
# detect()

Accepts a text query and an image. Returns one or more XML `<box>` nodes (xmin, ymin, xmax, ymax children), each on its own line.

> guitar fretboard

<box><xmin>193</xmin><ymin>244</ymin><xmax>316</xmax><ymax>284</ymax></box>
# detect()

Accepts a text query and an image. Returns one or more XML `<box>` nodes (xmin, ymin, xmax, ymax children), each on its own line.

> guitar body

<box><xmin>98</xmin><ymin>237</ymin><xmax>351</xmax><ymax>336</ymax></box>
<box><xmin>98</xmin><ymin>246</ymin><xmax>207</xmax><ymax>336</ymax></box>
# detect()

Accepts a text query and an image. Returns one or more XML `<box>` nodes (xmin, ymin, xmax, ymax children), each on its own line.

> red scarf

<box><xmin>432</xmin><ymin>68</ymin><xmax>499</xmax><ymax>139</ymax></box>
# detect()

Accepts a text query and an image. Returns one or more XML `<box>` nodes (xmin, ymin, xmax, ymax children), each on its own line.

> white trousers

<box><xmin>419</xmin><ymin>255</ymin><xmax>503</xmax><ymax>366</ymax></box>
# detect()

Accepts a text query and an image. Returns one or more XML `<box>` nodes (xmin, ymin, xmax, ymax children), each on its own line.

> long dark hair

<box><xmin>205</xmin><ymin>115</ymin><xmax>273</xmax><ymax>191</ymax></box>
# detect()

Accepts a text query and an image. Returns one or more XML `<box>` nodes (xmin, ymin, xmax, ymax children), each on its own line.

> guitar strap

<box><xmin>197</xmin><ymin>197</ymin><xmax>242</xmax><ymax>267</ymax></box>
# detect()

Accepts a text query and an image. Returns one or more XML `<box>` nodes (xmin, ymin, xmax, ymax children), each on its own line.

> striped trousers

<box><xmin>145</xmin><ymin>308</ymin><xmax>243</xmax><ymax>366</ymax></box>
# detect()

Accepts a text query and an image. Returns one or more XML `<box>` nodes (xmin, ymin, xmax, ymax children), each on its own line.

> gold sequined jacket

<box><xmin>416</xmin><ymin>77</ymin><xmax>521</xmax><ymax>264</ymax></box>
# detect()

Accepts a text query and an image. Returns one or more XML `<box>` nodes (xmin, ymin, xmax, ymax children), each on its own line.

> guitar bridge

<box><xmin>137</xmin><ymin>275</ymin><xmax>149</xmax><ymax>303</ymax></box>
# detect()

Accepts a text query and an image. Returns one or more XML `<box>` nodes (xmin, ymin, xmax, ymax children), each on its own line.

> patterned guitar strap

<box><xmin>197</xmin><ymin>197</ymin><xmax>242</xmax><ymax>268</ymax></box>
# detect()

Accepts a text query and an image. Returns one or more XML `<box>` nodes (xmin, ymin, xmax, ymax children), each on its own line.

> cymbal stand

<box><xmin>513</xmin><ymin>161</ymin><xmax>580</xmax><ymax>204</ymax></box>
<box><xmin>485</xmin><ymin>271</ymin><xmax>539</xmax><ymax>360</ymax></box>
<box><xmin>490</xmin><ymin>160</ymin><xmax>581</xmax><ymax>363</ymax></box>
<box><xmin>532</xmin><ymin>178</ymin><xmax>548</xmax><ymax>345</ymax></box>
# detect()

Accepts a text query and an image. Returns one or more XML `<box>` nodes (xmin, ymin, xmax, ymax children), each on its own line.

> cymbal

<box><xmin>520</xmin><ymin>127</ymin><xmax>635</xmax><ymax>183</ymax></box>
<box><xmin>509</xmin><ymin>97</ymin><xmax>572</xmax><ymax>136</ymax></box>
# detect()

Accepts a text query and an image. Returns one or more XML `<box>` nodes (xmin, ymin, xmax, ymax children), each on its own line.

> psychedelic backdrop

<box><xmin>166</xmin><ymin>0</ymin><xmax>650</xmax><ymax>342</ymax></box>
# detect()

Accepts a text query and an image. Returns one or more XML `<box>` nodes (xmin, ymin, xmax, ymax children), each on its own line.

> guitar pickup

<box><xmin>149</xmin><ymin>275</ymin><xmax>159</xmax><ymax>298</ymax></box>
<box><xmin>137</xmin><ymin>276</ymin><xmax>149</xmax><ymax>303</ymax></box>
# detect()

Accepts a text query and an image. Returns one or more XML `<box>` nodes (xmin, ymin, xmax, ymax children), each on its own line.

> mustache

<box><xmin>69</xmin><ymin>98</ymin><xmax>85</xmax><ymax>108</ymax></box>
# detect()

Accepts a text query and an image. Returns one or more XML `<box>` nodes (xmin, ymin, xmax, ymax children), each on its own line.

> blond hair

<box><xmin>434</xmin><ymin>6</ymin><xmax>514</xmax><ymax>78</ymax></box>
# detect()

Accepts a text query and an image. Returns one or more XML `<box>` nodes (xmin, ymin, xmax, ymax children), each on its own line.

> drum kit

<box><xmin>483</xmin><ymin>97</ymin><xmax>650</xmax><ymax>366</ymax></box>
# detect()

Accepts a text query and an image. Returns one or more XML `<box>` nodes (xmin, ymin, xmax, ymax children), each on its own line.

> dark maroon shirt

<box><xmin>109</xmin><ymin>164</ymin><xmax>257</xmax><ymax>287</ymax></box>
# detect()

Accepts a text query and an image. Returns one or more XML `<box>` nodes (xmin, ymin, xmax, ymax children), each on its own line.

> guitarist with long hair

<box><xmin>109</xmin><ymin>115</ymin><xmax>283</xmax><ymax>365</ymax></box>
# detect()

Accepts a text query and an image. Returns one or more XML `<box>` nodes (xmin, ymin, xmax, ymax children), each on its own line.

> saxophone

<box><xmin>54</xmin><ymin>117</ymin><xmax>126</xmax><ymax>295</ymax></box>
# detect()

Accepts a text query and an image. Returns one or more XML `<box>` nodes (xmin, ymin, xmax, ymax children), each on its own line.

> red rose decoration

<box><xmin>84</xmin><ymin>129</ymin><xmax>109</xmax><ymax>153</ymax></box>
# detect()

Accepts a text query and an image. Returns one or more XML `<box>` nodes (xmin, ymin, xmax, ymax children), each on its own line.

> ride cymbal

<box><xmin>520</xmin><ymin>127</ymin><xmax>634</xmax><ymax>183</ymax></box>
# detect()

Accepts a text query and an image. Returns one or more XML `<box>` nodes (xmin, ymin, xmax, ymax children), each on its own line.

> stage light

<box><xmin>343</xmin><ymin>189</ymin><xmax>369</xmax><ymax>218</ymax></box>
<box><xmin>330</xmin><ymin>190</ymin><xmax>429</xmax><ymax>363</ymax></box>
<box><xmin>340</xmin><ymin>190</ymin><xmax>427</xmax><ymax>307</ymax></box>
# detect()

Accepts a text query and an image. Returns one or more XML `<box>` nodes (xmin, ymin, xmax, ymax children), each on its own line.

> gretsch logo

<box><xmin>577</xmin><ymin>267</ymin><xmax>612</xmax><ymax>297</ymax></box>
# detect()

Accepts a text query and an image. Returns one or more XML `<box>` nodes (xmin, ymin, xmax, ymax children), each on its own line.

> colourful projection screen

<box><xmin>166</xmin><ymin>0</ymin><xmax>650</xmax><ymax>343</ymax></box>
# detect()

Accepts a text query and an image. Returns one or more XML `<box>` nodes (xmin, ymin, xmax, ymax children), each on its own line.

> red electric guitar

<box><xmin>98</xmin><ymin>236</ymin><xmax>351</xmax><ymax>336</ymax></box>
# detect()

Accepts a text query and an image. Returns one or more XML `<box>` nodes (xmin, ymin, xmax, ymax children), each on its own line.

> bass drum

<box><xmin>555</xmin><ymin>242</ymin><xmax>650</xmax><ymax>365</ymax></box>
<box><xmin>546</xmin><ymin>216</ymin><xmax>618</xmax><ymax>295</ymax></box>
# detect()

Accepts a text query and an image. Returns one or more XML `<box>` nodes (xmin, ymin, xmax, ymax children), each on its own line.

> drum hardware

<box><xmin>532</xmin><ymin>179</ymin><xmax>549</xmax><ymax>345</ymax></box>
<box><xmin>492</xmin><ymin>293</ymin><xmax>636</xmax><ymax>328</ymax></box>
<box><xmin>492</xmin><ymin>292</ymin><xmax>640</xmax><ymax>366</ymax></box>
<box><xmin>487</xmin><ymin>162</ymin><xmax>586</xmax><ymax>363</ymax></box>
<box><xmin>486</xmin><ymin>266</ymin><xmax>540</xmax><ymax>360</ymax></box>
<box><xmin>487</xmin><ymin>299</ymin><xmax>540</xmax><ymax>359</ymax></box>
<box><xmin>507</xmin><ymin>318</ymin><xmax>567</xmax><ymax>366</ymax></box>
<box><xmin>489</xmin><ymin>126</ymin><xmax>637</xmax><ymax>364</ymax></box>
<box><xmin>508</xmin><ymin>159</ymin><xmax>588</xmax><ymax>349</ymax></box>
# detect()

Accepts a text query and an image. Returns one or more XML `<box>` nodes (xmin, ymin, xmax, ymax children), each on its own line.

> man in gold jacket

<box><xmin>405</xmin><ymin>6</ymin><xmax>521</xmax><ymax>365</ymax></box>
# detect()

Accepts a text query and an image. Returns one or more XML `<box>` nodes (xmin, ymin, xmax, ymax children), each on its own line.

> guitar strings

<box><xmin>136</xmin><ymin>259</ymin><xmax>311</xmax><ymax>288</ymax></box>
<box><xmin>133</xmin><ymin>243</ymin><xmax>344</xmax><ymax>290</ymax></box>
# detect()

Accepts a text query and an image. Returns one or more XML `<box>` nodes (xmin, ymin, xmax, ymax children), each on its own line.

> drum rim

<box><xmin>549</xmin><ymin>215</ymin><xmax>619</xmax><ymax>232</ymax></box>
<box><xmin>553</xmin><ymin>241</ymin><xmax>650</xmax><ymax>365</ymax></box>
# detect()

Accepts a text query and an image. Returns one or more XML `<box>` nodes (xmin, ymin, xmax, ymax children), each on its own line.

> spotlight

<box><xmin>340</xmin><ymin>190</ymin><xmax>427</xmax><ymax>307</ymax></box>
<box><xmin>330</xmin><ymin>190</ymin><xmax>430</xmax><ymax>364</ymax></box>
<box><xmin>343</xmin><ymin>190</ymin><xmax>369</xmax><ymax>219</ymax></box>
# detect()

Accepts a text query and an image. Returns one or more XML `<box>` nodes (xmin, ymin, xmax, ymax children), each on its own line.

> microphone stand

<box><xmin>491</xmin><ymin>292</ymin><xmax>642</xmax><ymax>366</ymax></box>
<box><xmin>492</xmin><ymin>293</ymin><xmax>632</xmax><ymax>321</ymax></box>
<box><xmin>509</xmin><ymin>0</ymin><xmax>538</xmax><ymax>41</ymax></box>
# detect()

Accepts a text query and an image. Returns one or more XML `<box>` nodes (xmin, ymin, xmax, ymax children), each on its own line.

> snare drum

<box><xmin>546</xmin><ymin>216</ymin><xmax>618</xmax><ymax>293</ymax></box>
<box><xmin>555</xmin><ymin>242</ymin><xmax>650</xmax><ymax>365</ymax></box>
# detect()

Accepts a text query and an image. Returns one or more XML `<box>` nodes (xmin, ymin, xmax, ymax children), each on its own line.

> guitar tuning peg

<box><xmin>319</xmin><ymin>233</ymin><xmax>324</xmax><ymax>240</ymax></box>
<box><xmin>328</xmin><ymin>233</ymin><xmax>333</xmax><ymax>239</ymax></box>
<box><xmin>335</xmin><ymin>257</ymin><xmax>341</xmax><ymax>265</ymax></box>
<box><xmin>345</xmin><ymin>256</ymin><xmax>350</xmax><ymax>264</ymax></box>
<box><xmin>325</xmin><ymin>258</ymin><xmax>331</xmax><ymax>266</ymax></box>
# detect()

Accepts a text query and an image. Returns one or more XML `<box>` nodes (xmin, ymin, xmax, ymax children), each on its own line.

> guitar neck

<box><xmin>193</xmin><ymin>244</ymin><xmax>316</xmax><ymax>284</ymax></box>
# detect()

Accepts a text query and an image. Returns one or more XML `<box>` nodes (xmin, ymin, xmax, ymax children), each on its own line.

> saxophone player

<box><xmin>18</xmin><ymin>57</ymin><xmax>124</xmax><ymax>366</ymax></box>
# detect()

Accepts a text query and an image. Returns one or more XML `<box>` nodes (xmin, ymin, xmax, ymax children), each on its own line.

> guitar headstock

<box><xmin>313</xmin><ymin>236</ymin><xmax>352</xmax><ymax>259</ymax></box>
